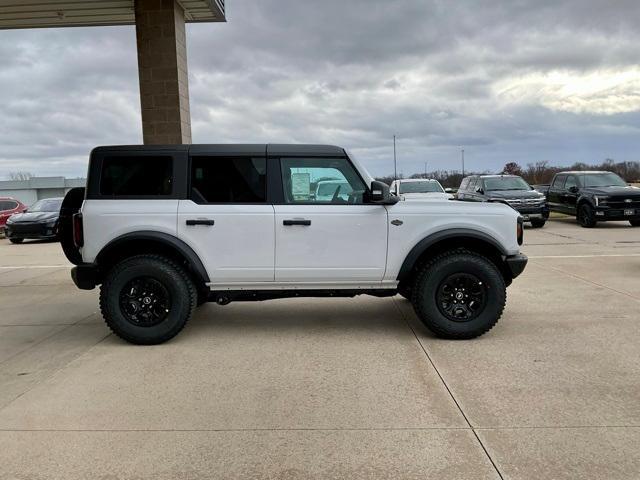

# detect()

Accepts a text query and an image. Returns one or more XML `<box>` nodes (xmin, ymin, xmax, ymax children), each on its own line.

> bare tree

<box><xmin>8</xmin><ymin>171</ymin><xmax>34</xmax><ymax>181</ymax></box>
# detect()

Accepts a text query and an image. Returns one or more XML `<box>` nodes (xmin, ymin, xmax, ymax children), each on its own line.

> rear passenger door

<box><xmin>177</xmin><ymin>148</ymin><xmax>275</xmax><ymax>285</ymax></box>
<box><xmin>273</xmin><ymin>155</ymin><xmax>388</xmax><ymax>283</ymax></box>
<box><xmin>548</xmin><ymin>175</ymin><xmax>566</xmax><ymax>211</ymax></box>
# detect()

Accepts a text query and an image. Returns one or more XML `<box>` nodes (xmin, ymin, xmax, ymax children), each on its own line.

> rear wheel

<box><xmin>577</xmin><ymin>203</ymin><xmax>597</xmax><ymax>228</ymax></box>
<box><xmin>99</xmin><ymin>254</ymin><xmax>197</xmax><ymax>345</ymax></box>
<box><xmin>411</xmin><ymin>249</ymin><xmax>506</xmax><ymax>339</ymax></box>
<box><xmin>630</xmin><ymin>220</ymin><xmax>640</xmax><ymax>227</ymax></box>
<box><xmin>530</xmin><ymin>219</ymin><xmax>546</xmax><ymax>228</ymax></box>
<box><xmin>9</xmin><ymin>238</ymin><xmax>23</xmax><ymax>244</ymax></box>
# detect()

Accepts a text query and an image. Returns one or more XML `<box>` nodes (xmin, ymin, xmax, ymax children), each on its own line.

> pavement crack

<box><xmin>392</xmin><ymin>298</ymin><xmax>505</xmax><ymax>480</ymax></box>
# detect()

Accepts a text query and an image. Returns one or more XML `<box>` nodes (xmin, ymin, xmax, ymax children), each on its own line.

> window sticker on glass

<box><xmin>291</xmin><ymin>172</ymin><xmax>311</xmax><ymax>201</ymax></box>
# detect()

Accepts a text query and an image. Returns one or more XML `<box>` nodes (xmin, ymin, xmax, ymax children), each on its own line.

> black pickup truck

<box><xmin>534</xmin><ymin>171</ymin><xmax>640</xmax><ymax>228</ymax></box>
<box><xmin>458</xmin><ymin>174</ymin><xmax>549</xmax><ymax>227</ymax></box>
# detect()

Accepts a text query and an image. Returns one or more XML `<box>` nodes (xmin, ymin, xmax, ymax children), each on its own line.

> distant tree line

<box><xmin>376</xmin><ymin>159</ymin><xmax>640</xmax><ymax>188</ymax></box>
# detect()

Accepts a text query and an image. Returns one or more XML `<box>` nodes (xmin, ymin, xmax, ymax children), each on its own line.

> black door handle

<box><xmin>186</xmin><ymin>219</ymin><xmax>215</xmax><ymax>226</ymax></box>
<box><xmin>283</xmin><ymin>219</ymin><xmax>311</xmax><ymax>226</ymax></box>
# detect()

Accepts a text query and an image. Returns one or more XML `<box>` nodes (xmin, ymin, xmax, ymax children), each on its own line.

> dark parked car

<box><xmin>457</xmin><ymin>174</ymin><xmax>549</xmax><ymax>227</ymax></box>
<box><xmin>0</xmin><ymin>197</ymin><xmax>27</xmax><ymax>236</ymax></box>
<box><xmin>534</xmin><ymin>171</ymin><xmax>640</xmax><ymax>228</ymax></box>
<box><xmin>4</xmin><ymin>197</ymin><xmax>63</xmax><ymax>243</ymax></box>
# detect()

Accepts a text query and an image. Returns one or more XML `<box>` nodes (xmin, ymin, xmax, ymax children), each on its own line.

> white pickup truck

<box><xmin>59</xmin><ymin>144</ymin><xmax>527</xmax><ymax>344</ymax></box>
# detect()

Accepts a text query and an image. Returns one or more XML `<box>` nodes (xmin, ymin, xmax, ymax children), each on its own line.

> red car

<box><xmin>0</xmin><ymin>197</ymin><xmax>27</xmax><ymax>236</ymax></box>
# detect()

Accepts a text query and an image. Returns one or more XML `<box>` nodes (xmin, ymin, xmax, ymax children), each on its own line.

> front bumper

<box><xmin>71</xmin><ymin>264</ymin><xmax>98</xmax><ymax>290</ymax></box>
<box><xmin>505</xmin><ymin>253</ymin><xmax>528</xmax><ymax>279</ymax></box>
<box><xmin>594</xmin><ymin>206</ymin><xmax>640</xmax><ymax>221</ymax></box>
<box><xmin>5</xmin><ymin>222</ymin><xmax>58</xmax><ymax>240</ymax></box>
<box><xmin>513</xmin><ymin>206</ymin><xmax>549</xmax><ymax>221</ymax></box>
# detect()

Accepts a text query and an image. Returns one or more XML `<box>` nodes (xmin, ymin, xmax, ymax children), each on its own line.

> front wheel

<box><xmin>99</xmin><ymin>254</ymin><xmax>197</xmax><ymax>345</ymax></box>
<box><xmin>577</xmin><ymin>203</ymin><xmax>597</xmax><ymax>228</ymax></box>
<box><xmin>630</xmin><ymin>220</ymin><xmax>640</xmax><ymax>227</ymax></box>
<box><xmin>530</xmin><ymin>219</ymin><xmax>546</xmax><ymax>228</ymax></box>
<box><xmin>411</xmin><ymin>249</ymin><xmax>506</xmax><ymax>339</ymax></box>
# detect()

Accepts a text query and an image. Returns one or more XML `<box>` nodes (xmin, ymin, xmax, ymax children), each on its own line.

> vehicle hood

<box><xmin>485</xmin><ymin>190</ymin><xmax>543</xmax><ymax>200</ymax></box>
<box><xmin>581</xmin><ymin>185</ymin><xmax>640</xmax><ymax>197</ymax></box>
<box><xmin>7</xmin><ymin>211</ymin><xmax>59</xmax><ymax>223</ymax></box>
<box><xmin>401</xmin><ymin>192</ymin><xmax>453</xmax><ymax>200</ymax></box>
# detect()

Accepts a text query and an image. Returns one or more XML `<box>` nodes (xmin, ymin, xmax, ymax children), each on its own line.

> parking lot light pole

<box><xmin>461</xmin><ymin>148</ymin><xmax>465</xmax><ymax>176</ymax></box>
<box><xmin>393</xmin><ymin>135</ymin><xmax>397</xmax><ymax>180</ymax></box>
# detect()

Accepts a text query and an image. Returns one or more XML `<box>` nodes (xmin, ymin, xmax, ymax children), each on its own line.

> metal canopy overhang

<box><xmin>0</xmin><ymin>0</ymin><xmax>225</xmax><ymax>29</ymax></box>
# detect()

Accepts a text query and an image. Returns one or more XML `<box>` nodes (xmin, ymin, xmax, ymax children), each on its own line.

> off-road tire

<box><xmin>577</xmin><ymin>203</ymin><xmax>597</xmax><ymax>228</ymax></box>
<box><xmin>9</xmin><ymin>238</ymin><xmax>23</xmax><ymax>244</ymax></box>
<box><xmin>530</xmin><ymin>219</ymin><xmax>546</xmax><ymax>228</ymax></box>
<box><xmin>630</xmin><ymin>220</ymin><xmax>640</xmax><ymax>227</ymax></box>
<box><xmin>397</xmin><ymin>283</ymin><xmax>412</xmax><ymax>300</ymax></box>
<box><xmin>411</xmin><ymin>249</ymin><xmax>506</xmax><ymax>339</ymax></box>
<box><xmin>100</xmin><ymin>254</ymin><xmax>197</xmax><ymax>345</ymax></box>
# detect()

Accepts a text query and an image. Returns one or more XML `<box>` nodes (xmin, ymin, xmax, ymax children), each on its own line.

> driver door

<box><xmin>273</xmin><ymin>156</ymin><xmax>388</xmax><ymax>283</ymax></box>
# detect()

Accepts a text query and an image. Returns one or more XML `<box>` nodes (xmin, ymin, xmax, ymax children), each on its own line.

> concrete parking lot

<box><xmin>0</xmin><ymin>218</ymin><xmax>639</xmax><ymax>479</ymax></box>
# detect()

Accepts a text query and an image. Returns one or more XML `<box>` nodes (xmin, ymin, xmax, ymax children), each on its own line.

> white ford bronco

<box><xmin>60</xmin><ymin>144</ymin><xmax>527</xmax><ymax>344</ymax></box>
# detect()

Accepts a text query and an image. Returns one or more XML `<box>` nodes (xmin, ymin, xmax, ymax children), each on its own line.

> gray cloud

<box><xmin>1</xmin><ymin>0</ymin><xmax>639</xmax><ymax>178</ymax></box>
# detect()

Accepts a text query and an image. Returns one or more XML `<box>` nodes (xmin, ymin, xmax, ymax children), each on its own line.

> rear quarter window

<box><xmin>100</xmin><ymin>156</ymin><xmax>173</xmax><ymax>196</ymax></box>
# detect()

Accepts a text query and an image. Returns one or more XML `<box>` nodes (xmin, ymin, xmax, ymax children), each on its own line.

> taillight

<box><xmin>73</xmin><ymin>213</ymin><xmax>84</xmax><ymax>247</ymax></box>
<box><xmin>516</xmin><ymin>216</ymin><xmax>524</xmax><ymax>245</ymax></box>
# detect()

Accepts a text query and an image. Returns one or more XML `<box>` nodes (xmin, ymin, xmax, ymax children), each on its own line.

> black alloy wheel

<box><xmin>436</xmin><ymin>273</ymin><xmax>487</xmax><ymax>322</ymax></box>
<box><xmin>119</xmin><ymin>277</ymin><xmax>171</xmax><ymax>327</ymax></box>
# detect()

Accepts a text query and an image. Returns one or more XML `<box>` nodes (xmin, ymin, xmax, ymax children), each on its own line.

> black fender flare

<box><xmin>96</xmin><ymin>231</ymin><xmax>210</xmax><ymax>283</ymax></box>
<box><xmin>577</xmin><ymin>195</ymin><xmax>595</xmax><ymax>208</ymax></box>
<box><xmin>397</xmin><ymin>228</ymin><xmax>508</xmax><ymax>282</ymax></box>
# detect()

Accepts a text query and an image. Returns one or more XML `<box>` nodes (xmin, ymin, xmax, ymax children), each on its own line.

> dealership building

<box><xmin>0</xmin><ymin>177</ymin><xmax>85</xmax><ymax>206</ymax></box>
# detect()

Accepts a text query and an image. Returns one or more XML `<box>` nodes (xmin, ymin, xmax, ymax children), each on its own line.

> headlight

<box><xmin>594</xmin><ymin>196</ymin><xmax>609</xmax><ymax>206</ymax></box>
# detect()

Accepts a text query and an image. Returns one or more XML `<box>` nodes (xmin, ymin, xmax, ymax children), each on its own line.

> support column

<box><xmin>135</xmin><ymin>0</ymin><xmax>191</xmax><ymax>144</ymax></box>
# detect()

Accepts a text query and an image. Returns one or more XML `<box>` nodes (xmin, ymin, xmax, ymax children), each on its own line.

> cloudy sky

<box><xmin>1</xmin><ymin>0</ymin><xmax>639</xmax><ymax>178</ymax></box>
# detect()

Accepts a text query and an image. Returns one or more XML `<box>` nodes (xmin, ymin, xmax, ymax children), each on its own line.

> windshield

<box><xmin>400</xmin><ymin>181</ymin><xmax>444</xmax><ymax>194</ymax></box>
<box><xmin>484</xmin><ymin>177</ymin><xmax>530</xmax><ymax>191</ymax></box>
<box><xmin>29</xmin><ymin>198</ymin><xmax>62</xmax><ymax>212</ymax></box>
<box><xmin>581</xmin><ymin>173</ymin><xmax>627</xmax><ymax>187</ymax></box>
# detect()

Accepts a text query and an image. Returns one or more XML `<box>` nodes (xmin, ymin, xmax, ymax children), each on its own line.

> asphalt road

<box><xmin>0</xmin><ymin>218</ymin><xmax>639</xmax><ymax>479</ymax></box>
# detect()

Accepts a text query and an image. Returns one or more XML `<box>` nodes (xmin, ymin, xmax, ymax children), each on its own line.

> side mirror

<box><xmin>369</xmin><ymin>181</ymin><xmax>398</xmax><ymax>204</ymax></box>
<box><xmin>475</xmin><ymin>186</ymin><xmax>484</xmax><ymax>194</ymax></box>
<box><xmin>569</xmin><ymin>186</ymin><xmax>579</xmax><ymax>193</ymax></box>
<box><xmin>444</xmin><ymin>188</ymin><xmax>454</xmax><ymax>193</ymax></box>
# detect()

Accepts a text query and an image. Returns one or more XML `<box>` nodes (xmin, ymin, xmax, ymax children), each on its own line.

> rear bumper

<box><xmin>505</xmin><ymin>253</ymin><xmax>528</xmax><ymax>279</ymax></box>
<box><xmin>71</xmin><ymin>264</ymin><xmax>98</xmax><ymax>290</ymax></box>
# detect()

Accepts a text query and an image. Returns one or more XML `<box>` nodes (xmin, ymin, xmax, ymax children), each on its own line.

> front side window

<box><xmin>399</xmin><ymin>181</ymin><xmax>444</xmax><ymax>194</ymax></box>
<box><xmin>468</xmin><ymin>177</ymin><xmax>478</xmax><ymax>190</ymax></box>
<box><xmin>191</xmin><ymin>156</ymin><xmax>266</xmax><ymax>203</ymax></box>
<box><xmin>459</xmin><ymin>177</ymin><xmax>470</xmax><ymax>190</ymax></box>
<box><xmin>0</xmin><ymin>201</ymin><xmax>18</xmax><ymax>211</ymax></box>
<box><xmin>280</xmin><ymin>157</ymin><xmax>366</xmax><ymax>204</ymax></box>
<box><xmin>100</xmin><ymin>156</ymin><xmax>172</xmax><ymax>196</ymax></box>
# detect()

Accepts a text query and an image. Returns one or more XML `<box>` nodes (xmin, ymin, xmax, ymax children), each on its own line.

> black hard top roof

<box><xmin>91</xmin><ymin>144</ymin><xmax>346</xmax><ymax>157</ymax></box>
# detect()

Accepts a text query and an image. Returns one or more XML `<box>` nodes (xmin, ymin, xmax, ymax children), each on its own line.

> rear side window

<box><xmin>100</xmin><ymin>156</ymin><xmax>173</xmax><ymax>196</ymax></box>
<box><xmin>552</xmin><ymin>175</ymin><xmax>566</xmax><ymax>188</ymax></box>
<box><xmin>190</xmin><ymin>157</ymin><xmax>266</xmax><ymax>203</ymax></box>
